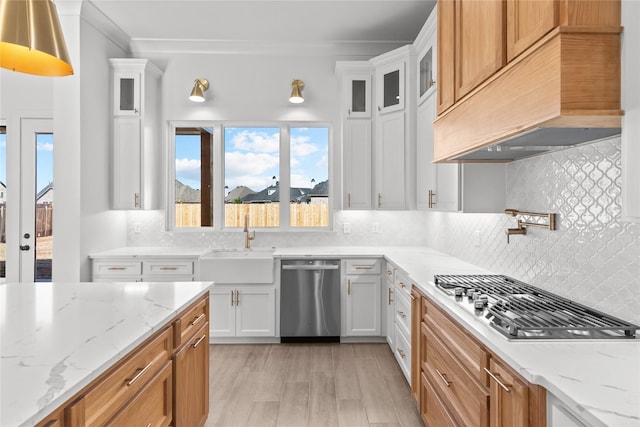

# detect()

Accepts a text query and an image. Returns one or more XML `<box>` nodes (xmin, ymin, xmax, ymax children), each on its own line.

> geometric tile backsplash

<box><xmin>427</xmin><ymin>136</ymin><xmax>640</xmax><ymax>325</ymax></box>
<box><xmin>128</xmin><ymin>136</ymin><xmax>639</xmax><ymax>324</ymax></box>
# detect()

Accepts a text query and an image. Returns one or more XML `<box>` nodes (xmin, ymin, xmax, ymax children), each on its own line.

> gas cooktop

<box><xmin>434</xmin><ymin>274</ymin><xmax>639</xmax><ymax>340</ymax></box>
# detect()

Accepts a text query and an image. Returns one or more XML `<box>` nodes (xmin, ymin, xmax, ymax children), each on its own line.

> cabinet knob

<box><xmin>378</xmin><ymin>106</ymin><xmax>381</xmax><ymax>111</ymax></box>
<box><xmin>428</xmin><ymin>79</ymin><xmax>436</xmax><ymax>88</ymax></box>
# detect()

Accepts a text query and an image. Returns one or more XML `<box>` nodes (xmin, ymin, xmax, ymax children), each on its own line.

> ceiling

<box><xmin>87</xmin><ymin>0</ymin><xmax>436</xmax><ymax>53</ymax></box>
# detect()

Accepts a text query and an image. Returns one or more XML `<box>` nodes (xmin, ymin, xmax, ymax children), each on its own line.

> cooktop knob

<box><xmin>454</xmin><ymin>287</ymin><xmax>464</xmax><ymax>297</ymax></box>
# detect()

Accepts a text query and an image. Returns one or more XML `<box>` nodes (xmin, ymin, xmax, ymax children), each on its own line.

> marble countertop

<box><xmin>89</xmin><ymin>246</ymin><xmax>209</xmax><ymax>258</ymax></box>
<box><xmin>0</xmin><ymin>281</ymin><xmax>212</xmax><ymax>427</ymax></box>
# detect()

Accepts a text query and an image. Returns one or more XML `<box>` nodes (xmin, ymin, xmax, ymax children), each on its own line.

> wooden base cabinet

<box><xmin>174</xmin><ymin>323</ymin><xmax>209</xmax><ymax>427</ymax></box>
<box><xmin>39</xmin><ymin>294</ymin><xmax>210</xmax><ymax>427</ymax></box>
<box><xmin>411</xmin><ymin>287</ymin><xmax>546</xmax><ymax>427</ymax></box>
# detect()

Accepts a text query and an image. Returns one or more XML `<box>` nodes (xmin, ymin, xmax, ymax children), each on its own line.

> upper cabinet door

<box><xmin>507</xmin><ymin>0</ymin><xmax>557</xmax><ymax>62</ymax></box>
<box><xmin>344</xmin><ymin>73</ymin><xmax>372</xmax><ymax>118</ymax></box>
<box><xmin>418</xmin><ymin>45</ymin><xmax>437</xmax><ymax>105</ymax></box>
<box><xmin>114</xmin><ymin>71</ymin><xmax>141</xmax><ymax>116</ymax></box>
<box><xmin>376</xmin><ymin>61</ymin><xmax>405</xmax><ymax>114</ymax></box>
<box><xmin>437</xmin><ymin>0</ymin><xmax>455</xmax><ymax>115</ymax></box>
<box><xmin>455</xmin><ymin>0</ymin><xmax>505</xmax><ymax>100</ymax></box>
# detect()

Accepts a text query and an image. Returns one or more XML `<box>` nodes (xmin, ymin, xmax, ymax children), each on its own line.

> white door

<box><xmin>12</xmin><ymin>119</ymin><xmax>54</xmax><ymax>282</ymax></box>
<box><xmin>375</xmin><ymin>111</ymin><xmax>406</xmax><ymax>209</ymax></box>
<box><xmin>344</xmin><ymin>276</ymin><xmax>381</xmax><ymax>336</ymax></box>
<box><xmin>235</xmin><ymin>286</ymin><xmax>276</xmax><ymax>337</ymax></box>
<box><xmin>209</xmin><ymin>287</ymin><xmax>236</xmax><ymax>337</ymax></box>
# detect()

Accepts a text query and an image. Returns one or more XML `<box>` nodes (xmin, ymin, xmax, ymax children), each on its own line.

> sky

<box><xmin>0</xmin><ymin>132</ymin><xmax>53</xmax><ymax>195</ymax></box>
<box><xmin>175</xmin><ymin>126</ymin><xmax>329</xmax><ymax>193</ymax></box>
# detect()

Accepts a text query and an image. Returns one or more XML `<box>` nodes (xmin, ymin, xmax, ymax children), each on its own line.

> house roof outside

<box><xmin>225</xmin><ymin>186</ymin><xmax>256</xmax><ymax>203</ymax></box>
<box><xmin>175</xmin><ymin>180</ymin><xmax>201</xmax><ymax>203</ymax></box>
<box><xmin>36</xmin><ymin>183</ymin><xmax>53</xmax><ymax>203</ymax></box>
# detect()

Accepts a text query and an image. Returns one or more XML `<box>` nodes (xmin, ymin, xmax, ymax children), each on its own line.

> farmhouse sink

<box><xmin>199</xmin><ymin>248</ymin><xmax>275</xmax><ymax>284</ymax></box>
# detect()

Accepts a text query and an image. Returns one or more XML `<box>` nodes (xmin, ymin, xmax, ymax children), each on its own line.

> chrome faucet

<box><xmin>243</xmin><ymin>214</ymin><xmax>255</xmax><ymax>249</ymax></box>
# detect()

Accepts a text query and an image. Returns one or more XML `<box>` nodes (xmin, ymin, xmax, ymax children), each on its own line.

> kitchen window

<box><xmin>169</xmin><ymin>122</ymin><xmax>331</xmax><ymax>231</ymax></box>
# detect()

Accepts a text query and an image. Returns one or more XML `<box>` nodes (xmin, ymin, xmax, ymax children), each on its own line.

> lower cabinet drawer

<box><xmin>344</xmin><ymin>258</ymin><xmax>382</xmax><ymax>275</ymax></box>
<box><xmin>143</xmin><ymin>261</ymin><xmax>194</xmax><ymax>276</ymax></box>
<box><xmin>394</xmin><ymin>322</ymin><xmax>411</xmax><ymax>382</ymax></box>
<box><xmin>173</xmin><ymin>295</ymin><xmax>209</xmax><ymax>348</ymax></box>
<box><xmin>424</xmin><ymin>326</ymin><xmax>489</xmax><ymax>427</ymax></box>
<box><xmin>93</xmin><ymin>261</ymin><xmax>142</xmax><ymax>277</ymax></box>
<box><xmin>67</xmin><ymin>327</ymin><xmax>173</xmax><ymax>427</ymax></box>
<box><xmin>105</xmin><ymin>361</ymin><xmax>173</xmax><ymax>427</ymax></box>
<box><xmin>421</xmin><ymin>372</ymin><xmax>459</xmax><ymax>427</ymax></box>
<box><xmin>394</xmin><ymin>290</ymin><xmax>411</xmax><ymax>335</ymax></box>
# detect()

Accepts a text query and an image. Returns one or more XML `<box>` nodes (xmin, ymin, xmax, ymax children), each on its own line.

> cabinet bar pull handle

<box><xmin>397</xmin><ymin>348</ymin><xmax>406</xmax><ymax>358</ymax></box>
<box><xmin>397</xmin><ymin>310</ymin><xmax>406</xmax><ymax>319</ymax></box>
<box><xmin>134</xmin><ymin>193</ymin><xmax>139</xmax><ymax>208</ymax></box>
<box><xmin>435</xmin><ymin>368</ymin><xmax>451</xmax><ymax>387</ymax></box>
<box><xmin>107</xmin><ymin>267</ymin><xmax>126</xmax><ymax>270</ymax></box>
<box><xmin>146</xmin><ymin>424</ymin><xmax>152</xmax><ymax>427</ymax></box>
<box><xmin>348</xmin><ymin>279</ymin><xmax>351</xmax><ymax>295</ymax></box>
<box><xmin>428</xmin><ymin>190</ymin><xmax>436</xmax><ymax>209</ymax></box>
<box><xmin>231</xmin><ymin>290</ymin><xmax>235</xmax><ymax>306</ymax></box>
<box><xmin>126</xmin><ymin>361</ymin><xmax>154</xmax><ymax>386</ymax></box>
<box><xmin>355</xmin><ymin>266</ymin><xmax>373</xmax><ymax>270</ymax></box>
<box><xmin>347</xmin><ymin>193</ymin><xmax>351</xmax><ymax>209</ymax></box>
<box><xmin>192</xmin><ymin>334</ymin><xmax>207</xmax><ymax>348</ymax></box>
<box><xmin>388</xmin><ymin>288</ymin><xmax>393</xmax><ymax>305</ymax></box>
<box><xmin>398</xmin><ymin>281</ymin><xmax>406</xmax><ymax>289</ymax></box>
<box><xmin>484</xmin><ymin>368</ymin><xmax>511</xmax><ymax>393</ymax></box>
<box><xmin>236</xmin><ymin>290</ymin><xmax>239</xmax><ymax>305</ymax></box>
<box><xmin>387</xmin><ymin>270</ymin><xmax>392</xmax><ymax>276</ymax></box>
<box><xmin>159</xmin><ymin>267</ymin><xmax>178</xmax><ymax>270</ymax></box>
<box><xmin>410</xmin><ymin>293</ymin><xmax>416</xmax><ymax>301</ymax></box>
<box><xmin>378</xmin><ymin>193</ymin><xmax>382</xmax><ymax>208</ymax></box>
<box><xmin>191</xmin><ymin>313</ymin><xmax>205</xmax><ymax>326</ymax></box>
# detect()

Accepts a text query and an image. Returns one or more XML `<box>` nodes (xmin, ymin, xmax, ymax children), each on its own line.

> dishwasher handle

<box><xmin>282</xmin><ymin>264</ymin><xmax>339</xmax><ymax>271</ymax></box>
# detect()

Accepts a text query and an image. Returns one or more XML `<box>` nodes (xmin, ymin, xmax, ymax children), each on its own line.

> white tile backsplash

<box><xmin>427</xmin><ymin>137</ymin><xmax>640</xmax><ymax>325</ymax></box>
<box><xmin>127</xmin><ymin>136</ymin><xmax>639</xmax><ymax>324</ymax></box>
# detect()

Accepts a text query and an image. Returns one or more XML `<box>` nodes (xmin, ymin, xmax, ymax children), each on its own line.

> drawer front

<box><xmin>76</xmin><ymin>326</ymin><xmax>173</xmax><ymax>427</ymax></box>
<box><xmin>422</xmin><ymin>372</ymin><xmax>459</xmax><ymax>427</ymax></box>
<box><xmin>394</xmin><ymin>322</ymin><xmax>411</xmax><ymax>382</ymax></box>
<box><xmin>93</xmin><ymin>261</ymin><xmax>142</xmax><ymax>277</ymax></box>
<box><xmin>423</xmin><ymin>325</ymin><xmax>489</xmax><ymax>427</ymax></box>
<box><xmin>394</xmin><ymin>289</ymin><xmax>411</xmax><ymax>336</ymax></box>
<box><xmin>394</xmin><ymin>271</ymin><xmax>412</xmax><ymax>297</ymax></box>
<box><xmin>424</xmin><ymin>297</ymin><xmax>488</xmax><ymax>384</ymax></box>
<box><xmin>143</xmin><ymin>260</ymin><xmax>194</xmax><ymax>276</ymax></box>
<box><xmin>385</xmin><ymin>262</ymin><xmax>395</xmax><ymax>284</ymax></box>
<box><xmin>345</xmin><ymin>258</ymin><xmax>382</xmax><ymax>275</ymax></box>
<box><xmin>174</xmin><ymin>295</ymin><xmax>209</xmax><ymax>349</ymax></box>
<box><xmin>105</xmin><ymin>361</ymin><xmax>173</xmax><ymax>427</ymax></box>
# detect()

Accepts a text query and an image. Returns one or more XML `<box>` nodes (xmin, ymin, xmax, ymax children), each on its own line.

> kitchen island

<box><xmin>0</xmin><ymin>281</ymin><xmax>212</xmax><ymax>427</ymax></box>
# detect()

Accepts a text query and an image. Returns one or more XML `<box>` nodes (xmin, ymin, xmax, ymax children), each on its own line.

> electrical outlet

<box><xmin>372</xmin><ymin>222</ymin><xmax>380</xmax><ymax>233</ymax></box>
<box><xmin>133</xmin><ymin>223</ymin><xmax>142</xmax><ymax>234</ymax></box>
<box><xmin>343</xmin><ymin>223</ymin><xmax>352</xmax><ymax>234</ymax></box>
<box><xmin>474</xmin><ymin>230</ymin><xmax>481</xmax><ymax>247</ymax></box>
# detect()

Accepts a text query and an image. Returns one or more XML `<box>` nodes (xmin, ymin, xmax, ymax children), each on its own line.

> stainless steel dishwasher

<box><xmin>280</xmin><ymin>259</ymin><xmax>340</xmax><ymax>343</ymax></box>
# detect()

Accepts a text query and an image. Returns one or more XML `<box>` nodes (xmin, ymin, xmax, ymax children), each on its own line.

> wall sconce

<box><xmin>189</xmin><ymin>78</ymin><xmax>209</xmax><ymax>102</ymax></box>
<box><xmin>0</xmin><ymin>0</ymin><xmax>74</xmax><ymax>76</ymax></box>
<box><xmin>289</xmin><ymin>79</ymin><xmax>304</xmax><ymax>104</ymax></box>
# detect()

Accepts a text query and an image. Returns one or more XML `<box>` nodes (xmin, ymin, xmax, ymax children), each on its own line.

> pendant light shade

<box><xmin>0</xmin><ymin>0</ymin><xmax>74</xmax><ymax>76</ymax></box>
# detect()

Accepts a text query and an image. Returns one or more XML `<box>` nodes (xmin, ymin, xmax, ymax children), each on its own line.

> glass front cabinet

<box><xmin>376</xmin><ymin>61</ymin><xmax>405</xmax><ymax>114</ymax></box>
<box><xmin>344</xmin><ymin>73</ymin><xmax>372</xmax><ymax>119</ymax></box>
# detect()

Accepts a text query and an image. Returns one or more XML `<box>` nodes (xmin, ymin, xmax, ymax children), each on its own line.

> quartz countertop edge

<box><xmin>0</xmin><ymin>281</ymin><xmax>212</xmax><ymax>427</ymax></box>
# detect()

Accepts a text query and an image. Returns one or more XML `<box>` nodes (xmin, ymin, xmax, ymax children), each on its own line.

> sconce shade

<box><xmin>189</xmin><ymin>78</ymin><xmax>209</xmax><ymax>102</ymax></box>
<box><xmin>0</xmin><ymin>0</ymin><xmax>74</xmax><ymax>76</ymax></box>
<box><xmin>289</xmin><ymin>79</ymin><xmax>304</xmax><ymax>104</ymax></box>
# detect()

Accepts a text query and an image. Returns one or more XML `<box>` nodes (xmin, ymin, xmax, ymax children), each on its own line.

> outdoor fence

<box><xmin>175</xmin><ymin>203</ymin><xmax>329</xmax><ymax>228</ymax></box>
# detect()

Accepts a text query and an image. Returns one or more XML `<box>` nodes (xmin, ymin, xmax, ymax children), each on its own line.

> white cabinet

<box><xmin>372</xmin><ymin>45</ymin><xmax>416</xmax><ymax>210</ymax></box>
<box><xmin>547</xmin><ymin>393</ymin><xmax>588</xmax><ymax>427</ymax></box>
<box><xmin>342</xmin><ymin>259</ymin><xmax>382</xmax><ymax>336</ymax></box>
<box><xmin>210</xmin><ymin>285</ymin><xmax>276</xmax><ymax>338</ymax></box>
<box><xmin>109</xmin><ymin>58</ymin><xmax>161</xmax><ymax>210</ymax></box>
<box><xmin>393</xmin><ymin>269</ymin><xmax>413</xmax><ymax>384</ymax></box>
<box><xmin>91</xmin><ymin>257</ymin><xmax>197</xmax><ymax>282</ymax></box>
<box><xmin>336</xmin><ymin>62</ymin><xmax>374</xmax><ymax>210</ymax></box>
<box><xmin>622</xmin><ymin>1</ymin><xmax>640</xmax><ymax>222</ymax></box>
<box><xmin>414</xmin><ymin>6</ymin><xmax>506</xmax><ymax>213</ymax></box>
<box><xmin>384</xmin><ymin>263</ymin><xmax>395</xmax><ymax>349</ymax></box>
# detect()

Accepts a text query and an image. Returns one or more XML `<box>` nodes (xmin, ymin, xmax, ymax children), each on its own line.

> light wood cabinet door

<box><xmin>487</xmin><ymin>358</ymin><xmax>530</xmax><ymax>427</ymax></box>
<box><xmin>437</xmin><ymin>0</ymin><xmax>455</xmax><ymax>114</ymax></box>
<box><xmin>410</xmin><ymin>289</ymin><xmax>421</xmax><ymax>404</ymax></box>
<box><xmin>421</xmin><ymin>372</ymin><xmax>459</xmax><ymax>427</ymax></box>
<box><xmin>507</xmin><ymin>0</ymin><xmax>557</xmax><ymax>62</ymax></box>
<box><xmin>174</xmin><ymin>323</ymin><xmax>209</xmax><ymax>427</ymax></box>
<box><xmin>455</xmin><ymin>0</ymin><xmax>505</xmax><ymax>100</ymax></box>
<box><xmin>105</xmin><ymin>361</ymin><xmax>173</xmax><ymax>427</ymax></box>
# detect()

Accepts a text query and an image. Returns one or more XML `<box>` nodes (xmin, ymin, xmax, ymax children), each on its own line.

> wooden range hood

<box><xmin>433</xmin><ymin>27</ymin><xmax>622</xmax><ymax>162</ymax></box>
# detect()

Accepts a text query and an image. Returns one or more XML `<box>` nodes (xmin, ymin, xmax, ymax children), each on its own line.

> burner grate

<box><xmin>434</xmin><ymin>274</ymin><xmax>639</xmax><ymax>339</ymax></box>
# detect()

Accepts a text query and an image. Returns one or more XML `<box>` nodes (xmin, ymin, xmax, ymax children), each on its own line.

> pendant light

<box><xmin>0</xmin><ymin>0</ymin><xmax>74</xmax><ymax>76</ymax></box>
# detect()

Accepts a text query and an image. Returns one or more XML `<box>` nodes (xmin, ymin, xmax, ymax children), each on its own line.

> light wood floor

<box><xmin>206</xmin><ymin>343</ymin><xmax>424</xmax><ymax>427</ymax></box>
